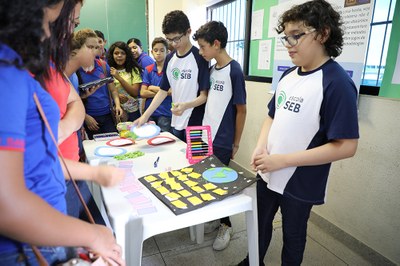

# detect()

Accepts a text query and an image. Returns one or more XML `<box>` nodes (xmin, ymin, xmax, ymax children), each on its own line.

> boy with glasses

<box><xmin>239</xmin><ymin>0</ymin><xmax>359</xmax><ymax>265</ymax></box>
<box><xmin>134</xmin><ymin>10</ymin><xmax>209</xmax><ymax>141</ymax></box>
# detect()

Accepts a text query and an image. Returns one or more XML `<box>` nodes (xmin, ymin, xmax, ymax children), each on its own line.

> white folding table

<box><xmin>83</xmin><ymin>132</ymin><xmax>259</xmax><ymax>266</ymax></box>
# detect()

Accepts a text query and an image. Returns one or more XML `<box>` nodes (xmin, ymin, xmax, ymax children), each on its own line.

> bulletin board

<box><xmin>245</xmin><ymin>0</ymin><xmax>375</xmax><ymax>91</ymax></box>
<box><xmin>245</xmin><ymin>0</ymin><xmax>279</xmax><ymax>79</ymax></box>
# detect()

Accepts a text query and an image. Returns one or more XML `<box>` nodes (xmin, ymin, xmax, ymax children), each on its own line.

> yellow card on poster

<box><xmin>181</xmin><ymin>167</ymin><xmax>193</xmax><ymax>173</ymax></box>
<box><xmin>144</xmin><ymin>175</ymin><xmax>158</xmax><ymax>182</ymax></box>
<box><xmin>192</xmin><ymin>186</ymin><xmax>205</xmax><ymax>193</ymax></box>
<box><xmin>184</xmin><ymin>180</ymin><xmax>198</xmax><ymax>187</ymax></box>
<box><xmin>177</xmin><ymin>174</ymin><xmax>188</xmax><ymax>181</ymax></box>
<box><xmin>178</xmin><ymin>189</ymin><xmax>192</xmax><ymax>197</ymax></box>
<box><xmin>159</xmin><ymin>172</ymin><xmax>170</xmax><ymax>179</ymax></box>
<box><xmin>151</xmin><ymin>180</ymin><xmax>163</xmax><ymax>188</ymax></box>
<box><xmin>171</xmin><ymin>200</ymin><xmax>187</xmax><ymax>209</ymax></box>
<box><xmin>188</xmin><ymin>172</ymin><xmax>201</xmax><ymax>179</ymax></box>
<box><xmin>200</xmin><ymin>193</ymin><xmax>215</xmax><ymax>201</ymax></box>
<box><xmin>213</xmin><ymin>188</ymin><xmax>228</xmax><ymax>195</ymax></box>
<box><xmin>165</xmin><ymin>192</ymin><xmax>181</xmax><ymax>201</ymax></box>
<box><xmin>203</xmin><ymin>183</ymin><xmax>217</xmax><ymax>190</ymax></box>
<box><xmin>187</xmin><ymin>196</ymin><xmax>203</xmax><ymax>206</ymax></box>
<box><xmin>169</xmin><ymin>182</ymin><xmax>183</xmax><ymax>191</ymax></box>
<box><xmin>156</xmin><ymin>186</ymin><xmax>169</xmax><ymax>195</ymax></box>
<box><xmin>171</xmin><ymin>170</ymin><xmax>182</xmax><ymax>177</ymax></box>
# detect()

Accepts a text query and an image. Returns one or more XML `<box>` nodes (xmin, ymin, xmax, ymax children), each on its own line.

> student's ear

<box><xmin>187</xmin><ymin>28</ymin><xmax>192</xmax><ymax>36</ymax></box>
<box><xmin>213</xmin><ymin>40</ymin><xmax>221</xmax><ymax>49</ymax></box>
<box><xmin>319</xmin><ymin>28</ymin><xmax>330</xmax><ymax>44</ymax></box>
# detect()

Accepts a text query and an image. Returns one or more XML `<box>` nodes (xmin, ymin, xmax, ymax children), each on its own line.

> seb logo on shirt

<box><xmin>276</xmin><ymin>91</ymin><xmax>303</xmax><ymax>113</ymax></box>
<box><xmin>172</xmin><ymin>68</ymin><xmax>192</xmax><ymax>80</ymax></box>
<box><xmin>211</xmin><ymin>78</ymin><xmax>224</xmax><ymax>91</ymax></box>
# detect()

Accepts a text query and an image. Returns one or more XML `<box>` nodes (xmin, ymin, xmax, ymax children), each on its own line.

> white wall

<box><xmin>149</xmin><ymin>0</ymin><xmax>400</xmax><ymax>263</ymax></box>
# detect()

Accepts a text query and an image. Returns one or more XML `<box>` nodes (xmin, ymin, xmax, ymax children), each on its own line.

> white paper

<box><xmin>251</xmin><ymin>10</ymin><xmax>264</xmax><ymax>40</ymax></box>
<box><xmin>258</xmin><ymin>40</ymin><xmax>272</xmax><ymax>70</ymax></box>
<box><xmin>392</xmin><ymin>44</ymin><xmax>400</xmax><ymax>85</ymax></box>
<box><xmin>268</xmin><ymin>5</ymin><xmax>280</xmax><ymax>38</ymax></box>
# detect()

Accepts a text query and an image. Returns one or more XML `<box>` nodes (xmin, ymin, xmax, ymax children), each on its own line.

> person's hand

<box><xmin>148</xmin><ymin>85</ymin><xmax>160</xmax><ymax>93</ymax></box>
<box><xmin>250</xmin><ymin>146</ymin><xmax>268</xmax><ymax>171</ymax></box>
<box><xmin>89</xmin><ymin>224</ymin><xmax>125</xmax><ymax>266</ymax></box>
<box><xmin>80</xmin><ymin>84</ymin><xmax>102</xmax><ymax>99</ymax></box>
<box><xmin>110</xmin><ymin>67</ymin><xmax>120</xmax><ymax>80</ymax></box>
<box><xmin>119</xmin><ymin>94</ymin><xmax>129</xmax><ymax>104</ymax></box>
<box><xmin>171</xmin><ymin>102</ymin><xmax>186</xmax><ymax>116</ymax></box>
<box><xmin>85</xmin><ymin>115</ymin><xmax>99</xmax><ymax>131</ymax></box>
<box><xmin>93</xmin><ymin>165</ymin><xmax>125</xmax><ymax>187</ymax></box>
<box><xmin>115</xmin><ymin>105</ymin><xmax>123</xmax><ymax>117</ymax></box>
<box><xmin>231</xmin><ymin>145</ymin><xmax>239</xmax><ymax>159</ymax></box>
<box><xmin>252</xmin><ymin>153</ymin><xmax>286</xmax><ymax>173</ymax></box>
<box><xmin>132</xmin><ymin>116</ymin><xmax>148</xmax><ymax>128</ymax></box>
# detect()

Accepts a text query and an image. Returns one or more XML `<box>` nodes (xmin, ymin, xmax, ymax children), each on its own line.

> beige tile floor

<box><xmin>139</xmin><ymin>211</ymin><xmax>394</xmax><ymax>266</ymax></box>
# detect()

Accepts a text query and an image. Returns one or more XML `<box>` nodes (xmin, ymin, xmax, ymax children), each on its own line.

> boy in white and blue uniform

<box><xmin>134</xmin><ymin>10</ymin><xmax>209</xmax><ymax>141</ymax></box>
<box><xmin>193</xmin><ymin>21</ymin><xmax>247</xmax><ymax>251</ymax></box>
<box><xmin>239</xmin><ymin>0</ymin><xmax>359</xmax><ymax>265</ymax></box>
<box><xmin>141</xmin><ymin>37</ymin><xmax>173</xmax><ymax>133</ymax></box>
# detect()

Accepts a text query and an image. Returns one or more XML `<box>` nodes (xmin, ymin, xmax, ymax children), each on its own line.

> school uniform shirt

<box><xmin>0</xmin><ymin>43</ymin><xmax>66</xmax><ymax>252</ymax></box>
<box><xmin>261</xmin><ymin>59</ymin><xmax>359</xmax><ymax>204</ymax></box>
<box><xmin>113</xmin><ymin>68</ymin><xmax>142</xmax><ymax>113</ymax></box>
<box><xmin>202</xmin><ymin>60</ymin><xmax>246</xmax><ymax>150</ymax></box>
<box><xmin>142</xmin><ymin>62</ymin><xmax>172</xmax><ymax>117</ymax></box>
<box><xmin>137</xmin><ymin>52</ymin><xmax>155</xmax><ymax>70</ymax></box>
<box><xmin>78</xmin><ymin>60</ymin><xmax>111</xmax><ymax>116</ymax></box>
<box><xmin>160</xmin><ymin>46</ymin><xmax>210</xmax><ymax>130</ymax></box>
<box><xmin>46</xmin><ymin>66</ymin><xmax>79</xmax><ymax>161</ymax></box>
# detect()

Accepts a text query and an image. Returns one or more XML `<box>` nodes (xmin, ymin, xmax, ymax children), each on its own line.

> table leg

<box><xmin>195</xmin><ymin>224</ymin><xmax>204</xmax><ymax>244</ymax></box>
<box><xmin>244</xmin><ymin>185</ymin><xmax>259</xmax><ymax>266</ymax></box>
<box><xmin>126</xmin><ymin>218</ymin><xmax>144</xmax><ymax>266</ymax></box>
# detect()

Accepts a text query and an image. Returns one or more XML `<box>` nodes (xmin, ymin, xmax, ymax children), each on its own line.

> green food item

<box><xmin>114</xmin><ymin>151</ymin><xmax>145</xmax><ymax>160</ymax></box>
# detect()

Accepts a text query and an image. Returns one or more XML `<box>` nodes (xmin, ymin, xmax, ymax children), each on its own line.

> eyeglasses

<box><xmin>166</xmin><ymin>33</ymin><xmax>185</xmax><ymax>44</ymax></box>
<box><xmin>279</xmin><ymin>29</ymin><xmax>316</xmax><ymax>47</ymax></box>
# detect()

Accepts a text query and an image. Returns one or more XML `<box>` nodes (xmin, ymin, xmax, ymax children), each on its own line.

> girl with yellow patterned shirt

<box><xmin>108</xmin><ymin>41</ymin><xmax>142</xmax><ymax>121</ymax></box>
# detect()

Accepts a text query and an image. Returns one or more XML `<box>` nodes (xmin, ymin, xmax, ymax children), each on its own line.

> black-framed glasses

<box><xmin>166</xmin><ymin>33</ymin><xmax>185</xmax><ymax>44</ymax></box>
<box><xmin>279</xmin><ymin>29</ymin><xmax>316</xmax><ymax>47</ymax></box>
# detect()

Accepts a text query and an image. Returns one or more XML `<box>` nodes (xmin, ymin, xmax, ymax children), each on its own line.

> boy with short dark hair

<box><xmin>94</xmin><ymin>29</ymin><xmax>107</xmax><ymax>60</ymax></box>
<box><xmin>134</xmin><ymin>10</ymin><xmax>210</xmax><ymax>141</ymax></box>
<box><xmin>193</xmin><ymin>21</ymin><xmax>247</xmax><ymax>251</ymax></box>
<box><xmin>239</xmin><ymin>0</ymin><xmax>359</xmax><ymax>265</ymax></box>
<box><xmin>140</xmin><ymin>37</ymin><xmax>173</xmax><ymax>133</ymax></box>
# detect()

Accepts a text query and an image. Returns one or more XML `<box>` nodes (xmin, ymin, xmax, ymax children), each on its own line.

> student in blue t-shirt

<box><xmin>134</xmin><ymin>10</ymin><xmax>210</xmax><ymax>141</ymax></box>
<box><xmin>193</xmin><ymin>21</ymin><xmax>247</xmax><ymax>251</ymax></box>
<box><xmin>76</xmin><ymin>28</ymin><xmax>123</xmax><ymax>139</ymax></box>
<box><xmin>141</xmin><ymin>37</ymin><xmax>173</xmax><ymax>133</ymax></box>
<box><xmin>0</xmin><ymin>1</ymin><xmax>124</xmax><ymax>265</ymax></box>
<box><xmin>238</xmin><ymin>0</ymin><xmax>359</xmax><ymax>265</ymax></box>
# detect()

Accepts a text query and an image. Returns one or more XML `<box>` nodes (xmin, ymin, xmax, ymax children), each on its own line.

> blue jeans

<box><xmin>257</xmin><ymin>178</ymin><xmax>313</xmax><ymax>266</ymax></box>
<box><xmin>84</xmin><ymin>113</ymin><xmax>116</xmax><ymax>140</ymax></box>
<box><xmin>0</xmin><ymin>246</ymin><xmax>69</xmax><ymax>266</ymax></box>
<box><xmin>149</xmin><ymin>115</ymin><xmax>172</xmax><ymax>133</ymax></box>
